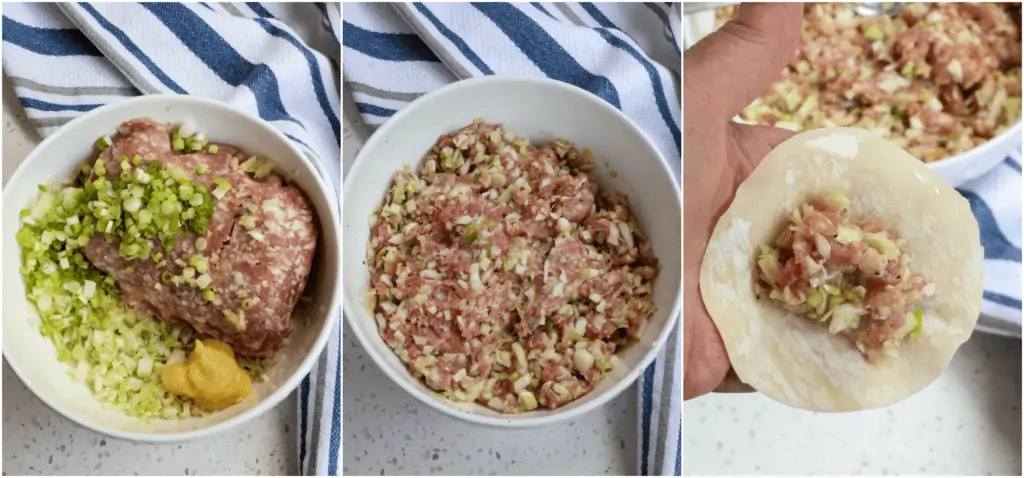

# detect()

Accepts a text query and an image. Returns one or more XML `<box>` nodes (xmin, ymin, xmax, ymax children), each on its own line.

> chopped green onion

<box><xmin>223</xmin><ymin>309</ymin><xmax>246</xmax><ymax>330</ymax></box>
<box><xmin>211</xmin><ymin>178</ymin><xmax>231</xmax><ymax>200</ymax></box>
<box><xmin>238</xmin><ymin>156</ymin><xmax>274</xmax><ymax>179</ymax></box>
<box><xmin>239</xmin><ymin>215</ymin><xmax>257</xmax><ymax>229</ymax></box>
<box><xmin>195</xmin><ymin>273</ymin><xmax>212</xmax><ymax>289</ymax></box>
<box><xmin>212</xmin><ymin>178</ymin><xmax>231</xmax><ymax>190</ymax></box>
<box><xmin>12</xmin><ymin>124</ymin><xmax>271</xmax><ymax>420</ymax></box>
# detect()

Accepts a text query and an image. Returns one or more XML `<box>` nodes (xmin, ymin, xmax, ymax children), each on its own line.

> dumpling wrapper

<box><xmin>698</xmin><ymin>127</ymin><xmax>984</xmax><ymax>412</ymax></box>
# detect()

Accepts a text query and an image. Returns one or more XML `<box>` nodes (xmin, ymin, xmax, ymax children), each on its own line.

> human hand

<box><xmin>683</xmin><ymin>3</ymin><xmax>804</xmax><ymax>399</ymax></box>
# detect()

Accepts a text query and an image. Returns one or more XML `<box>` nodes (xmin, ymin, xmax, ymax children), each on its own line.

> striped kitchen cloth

<box><xmin>956</xmin><ymin>147</ymin><xmax>1023</xmax><ymax>335</ymax></box>
<box><xmin>2</xmin><ymin>0</ymin><xmax>343</xmax><ymax>473</ymax></box>
<box><xmin>342</xmin><ymin>2</ymin><xmax>681</xmax><ymax>476</ymax></box>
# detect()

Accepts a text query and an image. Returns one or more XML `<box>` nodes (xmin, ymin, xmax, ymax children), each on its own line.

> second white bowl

<box><xmin>342</xmin><ymin>76</ymin><xmax>682</xmax><ymax>427</ymax></box>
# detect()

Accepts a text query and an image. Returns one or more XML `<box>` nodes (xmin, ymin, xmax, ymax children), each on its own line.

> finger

<box><xmin>733</xmin><ymin>123</ymin><xmax>797</xmax><ymax>150</ymax></box>
<box><xmin>713</xmin><ymin>369</ymin><xmax>755</xmax><ymax>394</ymax></box>
<box><xmin>682</xmin><ymin>312</ymin><xmax>733</xmax><ymax>399</ymax></box>
<box><xmin>682</xmin><ymin>276</ymin><xmax>733</xmax><ymax>399</ymax></box>
<box><xmin>685</xmin><ymin>3</ymin><xmax>804</xmax><ymax>121</ymax></box>
<box><xmin>728</xmin><ymin>123</ymin><xmax>796</xmax><ymax>174</ymax></box>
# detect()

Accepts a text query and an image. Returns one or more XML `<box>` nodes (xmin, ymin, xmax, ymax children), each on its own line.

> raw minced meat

<box><xmin>755</xmin><ymin>193</ymin><xmax>934</xmax><ymax>362</ymax></box>
<box><xmin>717</xmin><ymin>3</ymin><xmax>1022</xmax><ymax>162</ymax></box>
<box><xmin>84</xmin><ymin>118</ymin><xmax>318</xmax><ymax>358</ymax></box>
<box><xmin>366</xmin><ymin>120</ymin><xmax>659</xmax><ymax>413</ymax></box>
<box><xmin>15</xmin><ymin>117</ymin><xmax>317</xmax><ymax>419</ymax></box>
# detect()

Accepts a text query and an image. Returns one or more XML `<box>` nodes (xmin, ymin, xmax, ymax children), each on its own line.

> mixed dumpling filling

<box><xmin>755</xmin><ymin>193</ymin><xmax>934</xmax><ymax>361</ymax></box>
<box><xmin>719</xmin><ymin>3</ymin><xmax>1022</xmax><ymax>163</ymax></box>
<box><xmin>366</xmin><ymin>119</ymin><xmax>659</xmax><ymax>413</ymax></box>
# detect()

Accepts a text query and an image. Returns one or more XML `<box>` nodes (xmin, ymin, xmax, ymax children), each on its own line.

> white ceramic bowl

<box><xmin>683</xmin><ymin>11</ymin><xmax>1023</xmax><ymax>187</ymax></box>
<box><xmin>927</xmin><ymin>123</ymin><xmax>1022</xmax><ymax>187</ymax></box>
<box><xmin>343</xmin><ymin>76</ymin><xmax>682</xmax><ymax>427</ymax></box>
<box><xmin>2</xmin><ymin>95</ymin><xmax>341</xmax><ymax>442</ymax></box>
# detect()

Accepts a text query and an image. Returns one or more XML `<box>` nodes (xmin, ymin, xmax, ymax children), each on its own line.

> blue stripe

<box><xmin>675</xmin><ymin>427</ymin><xmax>682</xmax><ymax>475</ymax></box>
<box><xmin>246</xmin><ymin>2</ymin><xmax>274</xmax><ymax>19</ymax></box>
<box><xmin>327</xmin><ymin>320</ymin><xmax>342</xmax><ymax>475</ymax></box>
<box><xmin>298</xmin><ymin>374</ymin><xmax>310</xmax><ymax>472</ymax></box>
<box><xmin>314</xmin><ymin>2</ymin><xmax>328</xmax><ymax>24</ymax></box>
<box><xmin>580</xmin><ymin>3</ymin><xmax>617</xmax><ymax>29</ymax></box>
<box><xmin>356</xmin><ymin>102</ymin><xmax>397</xmax><ymax>117</ymax></box>
<box><xmin>530</xmin><ymin>2</ymin><xmax>553</xmax><ymax>18</ymax></box>
<box><xmin>1005</xmin><ymin>157</ymin><xmax>1021</xmax><ymax>173</ymax></box>
<box><xmin>984</xmin><ymin>291</ymin><xmax>1023</xmax><ymax>310</ymax></box>
<box><xmin>471</xmin><ymin>3</ymin><xmax>621</xmax><ymax>109</ymax></box>
<box><xmin>581</xmin><ymin>3</ymin><xmax>681</xmax><ymax>153</ymax></box>
<box><xmin>2</xmin><ymin>17</ymin><xmax>101</xmax><ymax>56</ymax></box>
<box><xmin>19</xmin><ymin>97</ymin><xmax>101</xmax><ymax>112</ymax></box>
<box><xmin>414</xmin><ymin>3</ymin><xmax>495</xmax><ymax>75</ymax></box>
<box><xmin>342</xmin><ymin>21</ymin><xmax>439</xmax><ymax>63</ymax></box>
<box><xmin>78</xmin><ymin>4</ymin><xmax>188</xmax><ymax>94</ymax></box>
<box><xmin>197</xmin><ymin>2</ymin><xmax>215</xmax><ymax>12</ymax></box>
<box><xmin>285</xmin><ymin>133</ymin><xmax>315</xmax><ymax>154</ymax></box>
<box><xmin>254</xmin><ymin>18</ymin><xmax>340</xmax><ymax>144</ymax></box>
<box><xmin>668</xmin><ymin>16</ymin><xmax>681</xmax><ymax>56</ymax></box>
<box><xmin>318</xmin><ymin>3</ymin><xmax>340</xmax><ymax>46</ymax></box>
<box><xmin>141</xmin><ymin>3</ymin><xmax>304</xmax><ymax>128</ymax></box>
<box><xmin>640</xmin><ymin>360</ymin><xmax>656</xmax><ymax>475</ymax></box>
<box><xmin>957</xmin><ymin>189</ymin><xmax>1023</xmax><ymax>263</ymax></box>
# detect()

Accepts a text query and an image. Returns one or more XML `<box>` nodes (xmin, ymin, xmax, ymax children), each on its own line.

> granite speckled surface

<box><xmin>1</xmin><ymin>74</ymin><xmax>296</xmax><ymax>476</ymax></box>
<box><xmin>685</xmin><ymin>332</ymin><xmax>1022</xmax><ymax>475</ymax></box>
<box><xmin>340</xmin><ymin>88</ymin><xmax>638</xmax><ymax>476</ymax></box>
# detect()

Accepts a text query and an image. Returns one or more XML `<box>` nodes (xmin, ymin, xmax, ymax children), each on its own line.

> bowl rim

<box><xmin>684</xmin><ymin>6</ymin><xmax>1024</xmax><ymax>175</ymax></box>
<box><xmin>2</xmin><ymin>94</ymin><xmax>342</xmax><ymax>443</ymax></box>
<box><xmin>342</xmin><ymin>75</ymin><xmax>683</xmax><ymax>428</ymax></box>
<box><xmin>731</xmin><ymin>116</ymin><xmax>1023</xmax><ymax>174</ymax></box>
<box><xmin>927</xmin><ymin>119</ymin><xmax>1022</xmax><ymax>170</ymax></box>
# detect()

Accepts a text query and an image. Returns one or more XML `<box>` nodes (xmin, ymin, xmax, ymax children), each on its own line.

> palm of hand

<box><xmin>683</xmin><ymin>122</ymin><xmax>792</xmax><ymax>399</ymax></box>
<box><xmin>681</xmin><ymin>3</ymin><xmax>803</xmax><ymax>398</ymax></box>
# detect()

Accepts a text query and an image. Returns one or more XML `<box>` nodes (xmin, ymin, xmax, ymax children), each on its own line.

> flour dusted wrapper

<box><xmin>698</xmin><ymin>127</ymin><xmax>984</xmax><ymax>412</ymax></box>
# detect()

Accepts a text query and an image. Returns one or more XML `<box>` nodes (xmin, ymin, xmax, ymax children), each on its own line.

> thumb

<box><xmin>684</xmin><ymin>3</ymin><xmax>804</xmax><ymax>121</ymax></box>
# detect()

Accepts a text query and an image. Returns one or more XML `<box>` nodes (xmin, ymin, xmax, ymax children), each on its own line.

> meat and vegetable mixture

<box><xmin>755</xmin><ymin>193</ymin><xmax>933</xmax><ymax>362</ymax></box>
<box><xmin>16</xmin><ymin>118</ymin><xmax>318</xmax><ymax>418</ymax></box>
<box><xmin>718</xmin><ymin>3</ymin><xmax>1022</xmax><ymax>162</ymax></box>
<box><xmin>366</xmin><ymin>120</ymin><xmax>659</xmax><ymax>413</ymax></box>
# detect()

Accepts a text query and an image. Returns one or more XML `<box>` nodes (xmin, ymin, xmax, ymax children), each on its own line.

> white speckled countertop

<box><xmin>340</xmin><ymin>88</ymin><xmax>638</xmax><ymax>476</ymax></box>
<box><xmin>685</xmin><ymin>332</ymin><xmax>1022</xmax><ymax>475</ymax></box>
<box><xmin>1</xmin><ymin>74</ymin><xmax>296</xmax><ymax>476</ymax></box>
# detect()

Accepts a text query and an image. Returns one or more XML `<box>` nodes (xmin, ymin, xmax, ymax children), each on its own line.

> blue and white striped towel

<box><xmin>2</xmin><ymin>0</ymin><xmax>343</xmax><ymax>472</ymax></box>
<box><xmin>956</xmin><ymin>147</ymin><xmax>1023</xmax><ymax>332</ymax></box>
<box><xmin>341</xmin><ymin>2</ymin><xmax>681</xmax><ymax>476</ymax></box>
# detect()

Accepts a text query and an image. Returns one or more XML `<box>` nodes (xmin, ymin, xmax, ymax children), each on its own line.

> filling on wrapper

<box><xmin>699</xmin><ymin>127</ymin><xmax>984</xmax><ymax>412</ymax></box>
<box><xmin>717</xmin><ymin>3</ymin><xmax>1022</xmax><ymax>163</ymax></box>
<box><xmin>755</xmin><ymin>193</ymin><xmax>934</xmax><ymax>362</ymax></box>
<box><xmin>366</xmin><ymin>119</ymin><xmax>659</xmax><ymax>413</ymax></box>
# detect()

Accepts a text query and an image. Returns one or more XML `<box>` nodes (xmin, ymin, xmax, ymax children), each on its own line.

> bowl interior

<box><xmin>2</xmin><ymin>95</ymin><xmax>340</xmax><ymax>439</ymax></box>
<box><xmin>342</xmin><ymin>77</ymin><xmax>682</xmax><ymax>426</ymax></box>
<box><xmin>684</xmin><ymin>10</ymin><xmax>1023</xmax><ymax>187</ymax></box>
